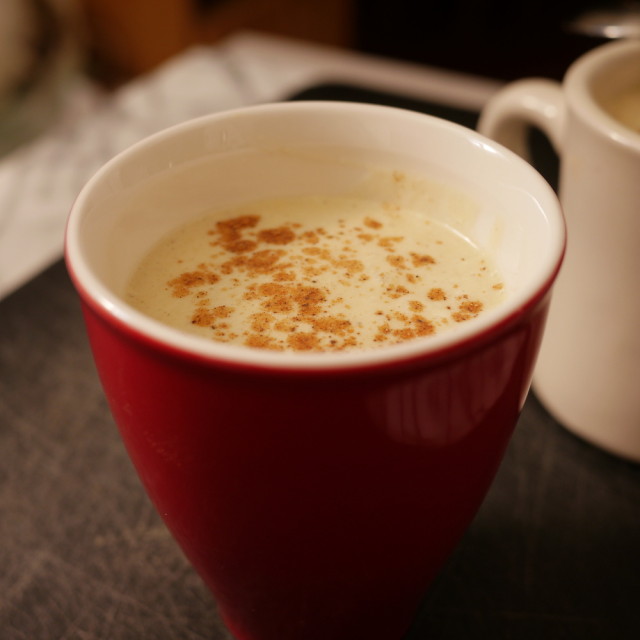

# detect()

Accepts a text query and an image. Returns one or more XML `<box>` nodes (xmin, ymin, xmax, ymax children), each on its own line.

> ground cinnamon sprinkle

<box><xmin>135</xmin><ymin>193</ymin><xmax>504</xmax><ymax>352</ymax></box>
<box><xmin>386</xmin><ymin>285</ymin><xmax>410</xmax><ymax>299</ymax></box>
<box><xmin>250</xmin><ymin>311</ymin><xmax>273</xmax><ymax>332</ymax></box>
<box><xmin>378</xmin><ymin>236</ymin><xmax>403</xmax><ymax>251</ymax></box>
<box><xmin>386</xmin><ymin>255</ymin><xmax>406</xmax><ymax>269</ymax></box>
<box><xmin>452</xmin><ymin>300</ymin><xmax>484</xmax><ymax>322</ymax></box>
<box><xmin>191</xmin><ymin>305</ymin><xmax>233</xmax><ymax>327</ymax></box>
<box><xmin>167</xmin><ymin>269</ymin><xmax>219</xmax><ymax>298</ymax></box>
<box><xmin>214</xmin><ymin>215</ymin><xmax>259</xmax><ymax>242</ymax></box>
<box><xmin>258</xmin><ymin>226</ymin><xmax>296</xmax><ymax>245</ymax></box>
<box><xmin>411</xmin><ymin>253</ymin><xmax>436</xmax><ymax>267</ymax></box>
<box><xmin>221</xmin><ymin>249</ymin><xmax>286</xmax><ymax>275</ymax></box>
<box><xmin>311</xmin><ymin>316</ymin><xmax>353</xmax><ymax>335</ymax></box>
<box><xmin>412</xmin><ymin>315</ymin><xmax>436</xmax><ymax>336</ymax></box>
<box><xmin>287</xmin><ymin>332</ymin><xmax>321</xmax><ymax>351</ymax></box>
<box><xmin>245</xmin><ymin>334</ymin><xmax>283</xmax><ymax>350</ymax></box>
<box><xmin>428</xmin><ymin>287</ymin><xmax>447</xmax><ymax>301</ymax></box>
<box><xmin>225</xmin><ymin>239</ymin><xmax>258</xmax><ymax>254</ymax></box>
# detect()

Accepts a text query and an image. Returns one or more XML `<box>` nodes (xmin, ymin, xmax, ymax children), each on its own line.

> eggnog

<box><xmin>126</xmin><ymin>181</ymin><xmax>504</xmax><ymax>353</ymax></box>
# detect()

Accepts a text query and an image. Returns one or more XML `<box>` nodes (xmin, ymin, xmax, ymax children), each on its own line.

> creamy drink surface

<box><xmin>602</xmin><ymin>84</ymin><xmax>640</xmax><ymax>134</ymax></box>
<box><xmin>126</xmin><ymin>175</ymin><xmax>505</xmax><ymax>353</ymax></box>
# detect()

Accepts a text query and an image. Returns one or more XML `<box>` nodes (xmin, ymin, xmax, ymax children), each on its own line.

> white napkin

<box><xmin>0</xmin><ymin>46</ymin><xmax>250</xmax><ymax>300</ymax></box>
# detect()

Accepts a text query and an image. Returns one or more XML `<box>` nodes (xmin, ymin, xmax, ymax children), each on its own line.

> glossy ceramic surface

<box><xmin>480</xmin><ymin>40</ymin><xmax>640</xmax><ymax>461</ymax></box>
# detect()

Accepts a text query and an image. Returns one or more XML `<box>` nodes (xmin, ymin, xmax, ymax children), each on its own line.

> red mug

<box><xmin>65</xmin><ymin>102</ymin><xmax>565</xmax><ymax>639</ymax></box>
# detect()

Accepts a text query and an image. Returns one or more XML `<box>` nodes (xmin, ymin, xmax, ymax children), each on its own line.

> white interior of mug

<box><xmin>568</xmin><ymin>39</ymin><xmax>640</xmax><ymax>147</ymax></box>
<box><xmin>65</xmin><ymin>101</ymin><xmax>564</xmax><ymax>370</ymax></box>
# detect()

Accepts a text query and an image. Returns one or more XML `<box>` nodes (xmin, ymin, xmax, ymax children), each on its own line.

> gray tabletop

<box><xmin>2</xmin><ymin>86</ymin><xmax>639</xmax><ymax>639</ymax></box>
<box><xmin>2</xmin><ymin>255</ymin><xmax>639</xmax><ymax>640</ymax></box>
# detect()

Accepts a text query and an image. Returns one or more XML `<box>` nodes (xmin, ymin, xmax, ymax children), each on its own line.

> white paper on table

<box><xmin>0</xmin><ymin>46</ymin><xmax>251</xmax><ymax>301</ymax></box>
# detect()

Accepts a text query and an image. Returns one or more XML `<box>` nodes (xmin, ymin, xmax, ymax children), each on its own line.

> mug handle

<box><xmin>477</xmin><ymin>79</ymin><xmax>565</xmax><ymax>160</ymax></box>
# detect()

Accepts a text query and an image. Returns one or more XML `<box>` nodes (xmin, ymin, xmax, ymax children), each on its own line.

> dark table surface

<box><xmin>2</xmin><ymin>85</ymin><xmax>639</xmax><ymax>640</ymax></box>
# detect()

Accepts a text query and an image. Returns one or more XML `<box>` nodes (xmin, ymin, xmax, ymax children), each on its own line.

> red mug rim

<box><xmin>65</xmin><ymin>101</ymin><xmax>566</xmax><ymax>375</ymax></box>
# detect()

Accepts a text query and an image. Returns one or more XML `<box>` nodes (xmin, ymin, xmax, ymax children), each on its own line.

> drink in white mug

<box><xmin>602</xmin><ymin>84</ymin><xmax>640</xmax><ymax>134</ymax></box>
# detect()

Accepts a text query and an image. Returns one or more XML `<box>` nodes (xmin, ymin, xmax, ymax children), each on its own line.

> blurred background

<box><xmin>3</xmin><ymin>0</ymin><xmax>630</xmax><ymax>84</ymax></box>
<box><xmin>77</xmin><ymin>0</ymin><xmax>630</xmax><ymax>83</ymax></box>
<box><xmin>0</xmin><ymin>0</ymin><xmax>633</xmax><ymax>153</ymax></box>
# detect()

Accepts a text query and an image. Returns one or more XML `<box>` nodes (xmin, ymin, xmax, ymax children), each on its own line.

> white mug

<box><xmin>479</xmin><ymin>40</ymin><xmax>640</xmax><ymax>462</ymax></box>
